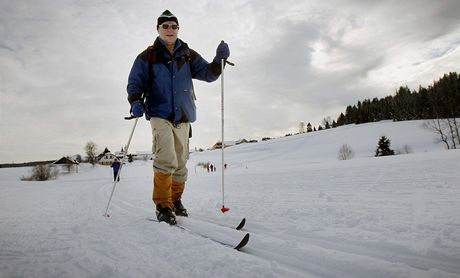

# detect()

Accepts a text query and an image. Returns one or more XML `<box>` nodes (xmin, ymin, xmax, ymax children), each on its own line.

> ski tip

<box><xmin>234</xmin><ymin>233</ymin><xmax>250</xmax><ymax>250</ymax></box>
<box><xmin>236</xmin><ymin>218</ymin><xmax>246</xmax><ymax>230</ymax></box>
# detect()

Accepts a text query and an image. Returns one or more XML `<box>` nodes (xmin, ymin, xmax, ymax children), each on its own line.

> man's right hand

<box><xmin>131</xmin><ymin>101</ymin><xmax>145</xmax><ymax>118</ymax></box>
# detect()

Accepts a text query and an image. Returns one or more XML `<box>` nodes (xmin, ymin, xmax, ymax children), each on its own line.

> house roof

<box><xmin>52</xmin><ymin>157</ymin><xmax>79</xmax><ymax>165</ymax></box>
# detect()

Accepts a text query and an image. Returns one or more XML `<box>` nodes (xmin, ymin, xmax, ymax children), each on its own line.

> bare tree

<box><xmin>75</xmin><ymin>154</ymin><xmax>82</xmax><ymax>163</ymax></box>
<box><xmin>85</xmin><ymin>141</ymin><xmax>98</xmax><ymax>166</ymax></box>
<box><xmin>446</xmin><ymin>118</ymin><xmax>459</xmax><ymax>149</ymax></box>
<box><xmin>322</xmin><ymin>117</ymin><xmax>332</xmax><ymax>129</ymax></box>
<box><xmin>454</xmin><ymin>118</ymin><xmax>460</xmax><ymax>146</ymax></box>
<box><xmin>299</xmin><ymin>122</ymin><xmax>305</xmax><ymax>133</ymax></box>
<box><xmin>396</xmin><ymin>144</ymin><xmax>412</xmax><ymax>155</ymax></box>
<box><xmin>338</xmin><ymin>144</ymin><xmax>354</xmax><ymax>160</ymax></box>
<box><xmin>423</xmin><ymin>119</ymin><xmax>459</xmax><ymax>149</ymax></box>
<box><xmin>21</xmin><ymin>164</ymin><xmax>59</xmax><ymax>181</ymax></box>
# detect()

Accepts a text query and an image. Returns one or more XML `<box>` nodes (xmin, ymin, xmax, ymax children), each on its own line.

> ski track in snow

<box><xmin>1</xmin><ymin>120</ymin><xmax>460</xmax><ymax>278</ymax></box>
<box><xmin>192</xmin><ymin>152</ymin><xmax>460</xmax><ymax>277</ymax></box>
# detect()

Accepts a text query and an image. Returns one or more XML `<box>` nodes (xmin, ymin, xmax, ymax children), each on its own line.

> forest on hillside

<box><xmin>335</xmin><ymin>72</ymin><xmax>460</xmax><ymax>126</ymax></box>
<box><xmin>297</xmin><ymin>72</ymin><xmax>460</xmax><ymax>149</ymax></box>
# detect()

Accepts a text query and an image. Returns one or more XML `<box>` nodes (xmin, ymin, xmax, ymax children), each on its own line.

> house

<box><xmin>212</xmin><ymin>141</ymin><xmax>235</xmax><ymax>150</ymax></box>
<box><xmin>235</xmin><ymin>139</ymin><xmax>248</xmax><ymax>145</ymax></box>
<box><xmin>53</xmin><ymin>156</ymin><xmax>79</xmax><ymax>165</ymax></box>
<box><xmin>114</xmin><ymin>151</ymin><xmax>125</xmax><ymax>159</ymax></box>
<box><xmin>52</xmin><ymin>156</ymin><xmax>79</xmax><ymax>173</ymax></box>
<box><xmin>99</xmin><ymin>153</ymin><xmax>117</xmax><ymax>165</ymax></box>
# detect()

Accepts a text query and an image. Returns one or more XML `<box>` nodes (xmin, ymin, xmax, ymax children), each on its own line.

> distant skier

<box><xmin>111</xmin><ymin>158</ymin><xmax>121</xmax><ymax>182</ymax></box>
<box><xmin>126</xmin><ymin>10</ymin><xmax>230</xmax><ymax>225</ymax></box>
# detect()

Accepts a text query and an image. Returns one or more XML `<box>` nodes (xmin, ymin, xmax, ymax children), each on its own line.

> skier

<box><xmin>110</xmin><ymin>158</ymin><xmax>121</xmax><ymax>182</ymax></box>
<box><xmin>127</xmin><ymin>10</ymin><xmax>230</xmax><ymax>225</ymax></box>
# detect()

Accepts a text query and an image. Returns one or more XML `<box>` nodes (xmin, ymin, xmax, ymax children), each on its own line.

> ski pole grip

<box><xmin>124</xmin><ymin>115</ymin><xmax>136</xmax><ymax>120</ymax></box>
<box><xmin>220</xmin><ymin>40</ymin><xmax>234</xmax><ymax>66</ymax></box>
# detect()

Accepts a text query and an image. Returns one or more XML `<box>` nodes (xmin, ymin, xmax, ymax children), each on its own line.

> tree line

<box><xmin>335</xmin><ymin>72</ymin><xmax>460</xmax><ymax>126</ymax></box>
<box><xmin>299</xmin><ymin>72</ymin><xmax>459</xmax><ymax>149</ymax></box>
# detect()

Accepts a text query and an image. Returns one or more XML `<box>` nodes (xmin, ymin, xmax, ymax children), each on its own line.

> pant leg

<box><xmin>153</xmin><ymin>171</ymin><xmax>172</xmax><ymax>208</ymax></box>
<box><xmin>171</xmin><ymin>122</ymin><xmax>190</xmax><ymax>202</ymax></box>
<box><xmin>150</xmin><ymin>118</ymin><xmax>176</xmax><ymax>208</ymax></box>
<box><xmin>113</xmin><ymin>171</ymin><xmax>120</xmax><ymax>181</ymax></box>
<box><xmin>172</xmin><ymin>181</ymin><xmax>185</xmax><ymax>203</ymax></box>
<box><xmin>150</xmin><ymin>118</ymin><xmax>190</xmax><ymax>207</ymax></box>
<box><xmin>172</xmin><ymin>122</ymin><xmax>190</xmax><ymax>183</ymax></box>
<box><xmin>150</xmin><ymin>118</ymin><xmax>178</xmax><ymax>174</ymax></box>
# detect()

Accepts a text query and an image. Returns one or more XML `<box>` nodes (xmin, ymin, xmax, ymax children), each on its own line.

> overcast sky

<box><xmin>1</xmin><ymin>0</ymin><xmax>459</xmax><ymax>163</ymax></box>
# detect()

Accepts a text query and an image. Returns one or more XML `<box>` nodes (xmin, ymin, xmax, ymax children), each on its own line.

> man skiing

<box><xmin>110</xmin><ymin>158</ymin><xmax>121</xmax><ymax>182</ymax></box>
<box><xmin>126</xmin><ymin>10</ymin><xmax>230</xmax><ymax>225</ymax></box>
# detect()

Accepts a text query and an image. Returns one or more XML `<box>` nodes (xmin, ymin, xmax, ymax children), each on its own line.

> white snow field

<box><xmin>1</xmin><ymin>120</ymin><xmax>460</xmax><ymax>278</ymax></box>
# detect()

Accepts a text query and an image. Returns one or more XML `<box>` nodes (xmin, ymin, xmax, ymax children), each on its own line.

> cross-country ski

<box><xmin>148</xmin><ymin>217</ymin><xmax>250</xmax><ymax>250</ymax></box>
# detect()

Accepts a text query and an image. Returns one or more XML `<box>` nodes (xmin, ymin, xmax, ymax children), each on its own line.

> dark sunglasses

<box><xmin>160</xmin><ymin>23</ymin><xmax>179</xmax><ymax>30</ymax></box>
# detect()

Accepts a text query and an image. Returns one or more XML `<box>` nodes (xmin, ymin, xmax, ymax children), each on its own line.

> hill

<box><xmin>1</xmin><ymin>120</ymin><xmax>459</xmax><ymax>278</ymax></box>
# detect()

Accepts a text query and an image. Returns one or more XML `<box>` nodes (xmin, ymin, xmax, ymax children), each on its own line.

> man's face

<box><xmin>158</xmin><ymin>20</ymin><xmax>179</xmax><ymax>45</ymax></box>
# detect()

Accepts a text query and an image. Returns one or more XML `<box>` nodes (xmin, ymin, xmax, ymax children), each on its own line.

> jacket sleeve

<box><xmin>189</xmin><ymin>49</ymin><xmax>221</xmax><ymax>82</ymax></box>
<box><xmin>127</xmin><ymin>56</ymin><xmax>149</xmax><ymax>104</ymax></box>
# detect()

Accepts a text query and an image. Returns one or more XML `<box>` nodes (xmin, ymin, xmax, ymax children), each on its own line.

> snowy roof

<box><xmin>52</xmin><ymin>157</ymin><xmax>79</xmax><ymax>165</ymax></box>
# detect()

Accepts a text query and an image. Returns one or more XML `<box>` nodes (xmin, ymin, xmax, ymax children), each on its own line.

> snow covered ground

<box><xmin>1</xmin><ymin>120</ymin><xmax>460</xmax><ymax>278</ymax></box>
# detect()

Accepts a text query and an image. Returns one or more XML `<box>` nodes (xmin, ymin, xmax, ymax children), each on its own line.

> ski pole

<box><xmin>103</xmin><ymin>117</ymin><xmax>139</xmax><ymax>217</ymax></box>
<box><xmin>220</xmin><ymin>50</ymin><xmax>234</xmax><ymax>213</ymax></box>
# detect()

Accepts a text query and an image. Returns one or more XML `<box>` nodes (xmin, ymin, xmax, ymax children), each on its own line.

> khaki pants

<box><xmin>150</xmin><ymin>118</ymin><xmax>190</xmax><ymax>208</ymax></box>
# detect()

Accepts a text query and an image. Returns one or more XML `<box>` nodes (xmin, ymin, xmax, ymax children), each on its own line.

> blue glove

<box><xmin>213</xmin><ymin>41</ymin><xmax>230</xmax><ymax>64</ymax></box>
<box><xmin>131</xmin><ymin>101</ymin><xmax>145</xmax><ymax>118</ymax></box>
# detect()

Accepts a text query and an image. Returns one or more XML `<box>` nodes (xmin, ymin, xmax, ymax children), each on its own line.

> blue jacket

<box><xmin>127</xmin><ymin>37</ymin><xmax>221</xmax><ymax>123</ymax></box>
<box><xmin>111</xmin><ymin>161</ymin><xmax>121</xmax><ymax>172</ymax></box>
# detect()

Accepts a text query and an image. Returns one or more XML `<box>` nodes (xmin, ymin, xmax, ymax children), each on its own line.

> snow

<box><xmin>1</xmin><ymin>120</ymin><xmax>460</xmax><ymax>278</ymax></box>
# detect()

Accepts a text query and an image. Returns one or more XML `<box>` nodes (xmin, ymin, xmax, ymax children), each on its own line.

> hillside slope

<box><xmin>1</xmin><ymin>120</ymin><xmax>459</xmax><ymax>278</ymax></box>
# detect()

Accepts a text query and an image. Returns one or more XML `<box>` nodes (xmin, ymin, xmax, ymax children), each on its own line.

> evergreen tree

<box><xmin>336</xmin><ymin>113</ymin><xmax>346</xmax><ymax>126</ymax></box>
<box><xmin>332</xmin><ymin>120</ymin><xmax>337</xmax><ymax>128</ymax></box>
<box><xmin>375</xmin><ymin>136</ymin><xmax>395</xmax><ymax>157</ymax></box>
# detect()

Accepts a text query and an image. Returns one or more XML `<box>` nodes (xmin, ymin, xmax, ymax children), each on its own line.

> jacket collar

<box><xmin>153</xmin><ymin>37</ymin><xmax>183</xmax><ymax>54</ymax></box>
